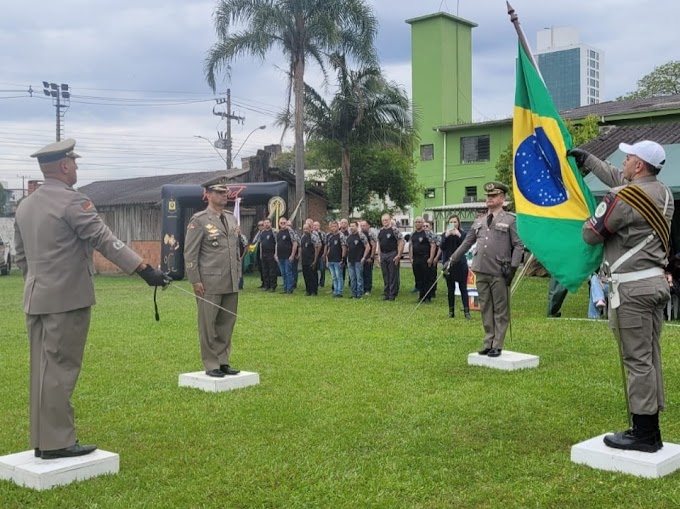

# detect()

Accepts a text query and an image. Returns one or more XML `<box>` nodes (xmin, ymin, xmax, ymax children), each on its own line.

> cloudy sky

<box><xmin>1</xmin><ymin>0</ymin><xmax>678</xmax><ymax>190</ymax></box>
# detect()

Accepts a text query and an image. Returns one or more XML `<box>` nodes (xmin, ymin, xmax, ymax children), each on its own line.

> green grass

<box><xmin>2</xmin><ymin>270</ymin><xmax>680</xmax><ymax>508</ymax></box>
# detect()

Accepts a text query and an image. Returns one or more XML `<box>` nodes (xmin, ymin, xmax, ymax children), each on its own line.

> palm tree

<box><xmin>303</xmin><ymin>54</ymin><xmax>417</xmax><ymax>217</ymax></box>
<box><xmin>204</xmin><ymin>0</ymin><xmax>377</xmax><ymax>224</ymax></box>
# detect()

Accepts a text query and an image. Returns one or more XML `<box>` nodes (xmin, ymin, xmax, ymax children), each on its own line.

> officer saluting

<box><xmin>570</xmin><ymin>140</ymin><xmax>673</xmax><ymax>453</ymax></box>
<box><xmin>448</xmin><ymin>182</ymin><xmax>524</xmax><ymax>357</ymax></box>
<box><xmin>14</xmin><ymin>139</ymin><xmax>168</xmax><ymax>460</ymax></box>
<box><xmin>184</xmin><ymin>176</ymin><xmax>241</xmax><ymax>378</ymax></box>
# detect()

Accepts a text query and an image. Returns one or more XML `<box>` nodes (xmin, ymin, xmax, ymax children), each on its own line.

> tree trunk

<box><xmin>293</xmin><ymin>56</ymin><xmax>306</xmax><ymax>227</ymax></box>
<box><xmin>341</xmin><ymin>145</ymin><xmax>351</xmax><ymax>218</ymax></box>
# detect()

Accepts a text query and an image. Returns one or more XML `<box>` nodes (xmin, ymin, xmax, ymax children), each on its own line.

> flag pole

<box><xmin>506</xmin><ymin>2</ymin><xmax>544</xmax><ymax>82</ymax></box>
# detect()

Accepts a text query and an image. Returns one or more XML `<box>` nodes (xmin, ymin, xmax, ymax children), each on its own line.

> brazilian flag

<box><xmin>513</xmin><ymin>42</ymin><xmax>602</xmax><ymax>292</ymax></box>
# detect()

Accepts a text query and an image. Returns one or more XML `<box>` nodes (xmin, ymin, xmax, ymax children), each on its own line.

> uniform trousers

<box><xmin>614</xmin><ymin>277</ymin><xmax>668</xmax><ymax>414</ymax></box>
<box><xmin>380</xmin><ymin>251</ymin><xmax>400</xmax><ymax>299</ymax></box>
<box><xmin>196</xmin><ymin>293</ymin><xmax>238</xmax><ymax>371</ymax></box>
<box><xmin>302</xmin><ymin>263</ymin><xmax>318</xmax><ymax>294</ymax></box>
<box><xmin>261</xmin><ymin>256</ymin><xmax>278</xmax><ymax>289</ymax></box>
<box><xmin>362</xmin><ymin>260</ymin><xmax>373</xmax><ymax>293</ymax></box>
<box><xmin>412</xmin><ymin>258</ymin><xmax>434</xmax><ymax>301</ymax></box>
<box><xmin>26</xmin><ymin>307</ymin><xmax>91</xmax><ymax>451</ymax></box>
<box><xmin>476</xmin><ymin>273</ymin><xmax>510</xmax><ymax>349</ymax></box>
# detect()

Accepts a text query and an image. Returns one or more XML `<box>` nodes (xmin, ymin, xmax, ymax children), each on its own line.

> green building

<box><xmin>407</xmin><ymin>11</ymin><xmax>680</xmax><ymax>228</ymax></box>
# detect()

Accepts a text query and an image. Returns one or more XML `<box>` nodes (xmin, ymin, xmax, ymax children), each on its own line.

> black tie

<box><xmin>486</xmin><ymin>214</ymin><xmax>493</xmax><ymax>227</ymax></box>
<box><xmin>220</xmin><ymin>214</ymin><xmax>228</xmax><ymax>230</ymax></box>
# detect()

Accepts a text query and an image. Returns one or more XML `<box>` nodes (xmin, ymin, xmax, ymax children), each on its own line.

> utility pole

<box><xmin>17</xmin><ymin>174</ymin><xmax>30</xmax><ymax>197</ymax></box>
<box><xmin>213</xmin><ymin>89</ymin><xmax>245</xmax><ymax>168</ymax></box>
<box><xmin>42</xmin><ymin>82</ymin><xmax>70</xmax><ymax>141</ymax></box>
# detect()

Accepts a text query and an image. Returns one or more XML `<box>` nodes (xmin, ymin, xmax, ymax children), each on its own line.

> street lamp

<box><xmin>193</xmin><ymin>135</ymin><xmax>228</xmax><ymax>165</ymax></box>
<box><xmin>233</xmin><ymin>125</ymin><xmax>267</xmax><ymax>163</ymax></box>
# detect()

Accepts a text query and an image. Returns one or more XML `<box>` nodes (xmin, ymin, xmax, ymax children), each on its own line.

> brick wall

<box><xmin>93</xmin><ymin>240</ymin><xmax>160</xmax><ymax>274</ymax></box>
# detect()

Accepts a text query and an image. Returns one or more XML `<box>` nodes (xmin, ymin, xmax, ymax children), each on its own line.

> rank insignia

<box><xmin>82</xmin><ymin>200</ymin><xmax>94</xmax><ymax>210</ymax></box>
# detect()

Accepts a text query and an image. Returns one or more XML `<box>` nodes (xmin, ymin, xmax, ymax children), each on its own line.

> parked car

<box><xmin>0</xmin><ymin>234</ymin><xmax>11</xmax><ymax>275</ymax></box>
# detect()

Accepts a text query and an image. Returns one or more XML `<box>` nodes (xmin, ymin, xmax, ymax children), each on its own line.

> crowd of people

<box><xmin>246</xmin><ymin>213</ymin><xmax>475</xmax><ymax>315</ymax></box>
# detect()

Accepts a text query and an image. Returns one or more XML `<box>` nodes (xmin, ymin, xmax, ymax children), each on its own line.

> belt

<box><xmin>611</xmin><ymin>267</ymin><xmax>664</xmax><ymax>283</ymax></box>
<box><xmin>609</xmin><ymin>267</ymin><xmax>664</xmax><ymax>309</ymax></box>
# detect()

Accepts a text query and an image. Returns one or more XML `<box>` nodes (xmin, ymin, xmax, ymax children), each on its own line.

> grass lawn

<box><xmin>2</xmin><ymin>269</ymin><xmax>680</xmax><ymax>508</ymax></box>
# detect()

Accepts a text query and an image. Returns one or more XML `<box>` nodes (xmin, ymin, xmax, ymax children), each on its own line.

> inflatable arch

<box><xmin>160</xmin><ymin>181</ymin><xmax>288</xmax><ymax>279</ymax></box>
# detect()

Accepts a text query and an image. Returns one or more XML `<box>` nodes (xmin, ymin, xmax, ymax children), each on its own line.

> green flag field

<box><xmin>2</xmin><ymin>271</ymin><xmax>680</xmax><ymax>508</ymax></box>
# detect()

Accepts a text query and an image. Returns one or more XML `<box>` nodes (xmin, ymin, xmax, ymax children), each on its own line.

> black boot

<box><xmin>464</xmin><ymin>310</ymin><xmax>471</xmax><ymax>320</ymax></box>
<box><xmin>449</xmin><ymin>307</ymin><xmax>455</xmax><ymax>318</ymax></box>
<box><xmin>603</xmin><ymin>413</ymin><xmax>663</xmax><ymax>453</ymax></box>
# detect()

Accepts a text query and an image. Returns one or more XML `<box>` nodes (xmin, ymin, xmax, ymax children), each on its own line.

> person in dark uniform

<box><xmin>339</xmin><ymin>218</ymin><xmax>350</xmax><ymax>282</ymax></box>
<box><xmin>275</xmin><ymin>216</ymin><xmax>297</xmax><ymax>293</ymax></box>
<box><xmin>237</xmin><ymin>225</ymin><xmax>248</xmax><ymax>290</ymax></box>
<box><xmin>13</xmin><ymin>139</ymin><xmax>168</xmax><ymax>460</ymax></box>
<box><xmin>409</xmin><ymin>217</ymin><xmax>436</xmax><ymax>303</ymax></box>
<box><xmin>448</xmin><ymin>182</ymin><xmax>524</xmax><ymax>357</ymax></box>
<box><xmin>441</xmin><ymin>214</ymin><xmax>471</xmax><ymax>319</ymax></box>
<box><xmin>288</xmin><ymin>218</ymin><xmax>301</xmax><ymax>289</ymax></box>
<box><xmin>313</xmin><ymin>221</ymin><xmax>327</xmax><ymax>287</ymax></box>
<box><xmin>252</xmin><ymin>220</ymin><xmax>265</xmax><ymax>288</ymax></box>
<box><xmin>378</xmin><ymin>214</ymin><xmax>404</xmax><ymax>301</ymax></box>
<box><xmin>345</xmin><ymin>220</ymin><xmax>371</xmax><ymax>298</ymax></box>
<box><xmin>184</xmin><ymin>176</ymin><xmax>242</xmax><ymax>378</ymax></box>
<box><xmin>259</xmin><ymin>218</ymin><xmax>278</xmax><ymax>291</ymax></box>
<box><xmin>570</xmin><ymin>140</ymin><xmax>673</xmax><ymax>453</ymax></box>
<box><xmin>324</xmin><ymin>220</ymin><xmax>347</xmax><ymax>297</ymax></box>
<box><xmin>360</xmin><ymin>220</ymin><xmax>377</xmax><ymax>296</ymax></box>
<box><xmin>300</xmin><ymin>222</ymin><xmax>321</xmax><ymax>295</ymax></box>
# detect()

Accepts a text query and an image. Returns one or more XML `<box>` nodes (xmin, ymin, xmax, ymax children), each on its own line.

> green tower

<box><xmin>407</xmin><ymin>12</ymin><xmax>477</xmax><ymax>213</ymax></box>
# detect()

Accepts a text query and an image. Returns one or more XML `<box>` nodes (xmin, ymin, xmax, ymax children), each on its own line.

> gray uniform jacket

<box><xmin>14</xmin><ymin>178</ymin><xmax>142</xmax><ymax>314</ymax></box>
<box><xmin>582</xmin><ymin>155</ymin><xmax>672</xmax><ymax>270</ymax></box>
<box><xmin>184</xmin><ymin>209</ymin><xmax>241</xmax><ymax>294</ymax></box>
<box><xmin>450</xmin><ymin>210</ymin><xmax>524</xmax><ymax>276</ymax></box>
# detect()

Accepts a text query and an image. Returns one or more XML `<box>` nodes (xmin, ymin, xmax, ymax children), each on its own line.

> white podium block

<box><xmin>571</xmin><ymin>434</ymin><xmax>680</xmax><ymax>478</ymax></box>
<box><xmin>467</xmin><ymin>350</ymin><xmax>539</xmax><ymax>371</ymax></box>
<box><xmin>178</xmin><ymin>371</ymin><xmax>260</xmax><ymax>392</ymax></box>
<box><xmin>0</xmin><ymin>449</ymin><xmax>119</xmax><ymax>490</ymax></box>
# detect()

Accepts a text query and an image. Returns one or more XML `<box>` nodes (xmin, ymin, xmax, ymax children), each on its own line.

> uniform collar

<box><xmin>43</xmin><ymin>177</ymin><xmax>72</xmax><ymax>190</ymax></box>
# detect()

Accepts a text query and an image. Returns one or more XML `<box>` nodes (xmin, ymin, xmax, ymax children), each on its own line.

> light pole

<box><xmin>193</xmin><ymin>135</ymin><xmax>228</xmax><ymax>166</ymax></box>
<box><xmin>233</xmin><ymin>125</ymin><xmax>267</xmax><ymax>164</ymax></box>
<box><xmin>42</xmin><ymin>81</ymin><xmax>70</xmax><ymax>141</ymax></box>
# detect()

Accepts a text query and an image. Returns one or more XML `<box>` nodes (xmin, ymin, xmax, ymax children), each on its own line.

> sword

<box><xmin>602</xmin><ymin>261</ymin><xmax>633</xmax><ymax>428</ymax></box>
<box><xmin>404</xmin><ymin>267</ymin><xmax>447</xmax><ymax>322</ymax></box>
<box><xmin>166</xmin><ymin>283</ymin><xmax>286</xmax><ymax>340</ymax></box>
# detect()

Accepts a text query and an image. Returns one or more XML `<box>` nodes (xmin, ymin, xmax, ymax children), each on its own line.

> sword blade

<box><xmin>404</xmin><ymin>269</ymin><xmax>447</xmax><ymax>323</ymax></box>
<box><xmin>167</xmin><ymin>283</ymin><xmax>285</xmax><ymax>340</ymax></box>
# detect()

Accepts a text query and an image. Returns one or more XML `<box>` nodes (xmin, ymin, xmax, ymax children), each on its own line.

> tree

<box><xmin>321</xmin><ymin>144</ymin><xmax>420</xmax><ymax>213</ymax></box>
<box><xmin>617</xmin><ymin>61</ymin><xmax>680</xmax><ymax>100</ymax></box>
<box><xmin>0</xmin><ymin>182</ymin><xmax>6</xmax><ymax>216</ymax></box>
<box><xmin>301</xmin><ymin>54</ymin><xmax>417</xmax><ymax>217</ymax></box>
<box><xmin>204</xmin><ymin>0</ymin><xmax>377</xmax><ymax>225</ymax></box>
<box><xmin>495</xmin><ymin>114</ymin><xmax>601</xmax><ymax>208</ymax></box>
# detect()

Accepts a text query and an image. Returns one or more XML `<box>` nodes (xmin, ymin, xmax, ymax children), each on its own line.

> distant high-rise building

<box><xmin>535</xmin><ymin>27</ymin><xmax>604</xmax><ymax>111</ymax></box>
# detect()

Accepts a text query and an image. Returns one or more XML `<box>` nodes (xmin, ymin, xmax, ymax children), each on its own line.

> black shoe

<box><xmin>547</xmin><ymin>312</ymin><xmax>562</xmax><ymax>318</ymax></box>
<box><xmin>464</xmin><ymin>311</ymin><xmax>471</xmax><ymax>320</ymax></box>
<box><xmin>388</xmin><ymin>297</ymin><xmax>396</xmax><ymax>301</ymax></box>
<box><xmin>383</xmin><ymin>296</ymin><xmax>390</xmax><ymax>300</ymax></box>
<box><xmin>478</xmin><ymin>348</ymin><xmax>492</xmax><ymax>355</ymax></box>
<box><xmin>34</xmin><ymin>448</ymin><xmax>41</xmax><ymax>458</ymax></box>
<box><xmin>220</xmin><ymin>364</ymin><xmax>240</xmax><ymax>375</ymax></box>
<box><xmin>487</xmin><ymin>349</ymin><xmax>502</xmax><ymax>357</ymax></box>
<box><xmin>41</xmin><ymin>442</ymin><xmax>97</xmax><ymax>460</ymax></box>
<box><xmin>603</xmin><ymin>429</ymin><xmax>663</xmax><ymax>453</ymax></box>
<box><xmin>205</xmin><ymin>369</ymin><xmax>225</xmax><ymax>378</ymax></box>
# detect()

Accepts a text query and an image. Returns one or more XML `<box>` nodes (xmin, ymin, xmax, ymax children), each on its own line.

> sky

<box><xmin>1</xmin><ymin>0</ymin><xmax>679</xmax><ymax>191</ymax></box>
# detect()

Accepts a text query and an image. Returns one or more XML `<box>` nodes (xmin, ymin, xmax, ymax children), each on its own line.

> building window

<box><xmin>460</xmin><ymin>135</ymin><xmax>490</xmax><ymax>164</ymax></box>
<box><xmin>424</xmin><ymin>188</ymin><xmax>436</xmax><ymax>199</ymax></box>
<box><xmin>465</xmin><ymin>186</ymin><xmax>477</xmax><ymax>197</ymax></box>
<box><xmin>420</xmin><ymin>144</ymin><xmax>434</xmax><ymax>161</ymax></box>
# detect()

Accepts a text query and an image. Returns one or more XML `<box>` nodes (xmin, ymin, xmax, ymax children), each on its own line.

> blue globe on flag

<box><xmin>514</xmin><ymin>127</ymin><xmax>568</xmax><ymax>207</ymax></box>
